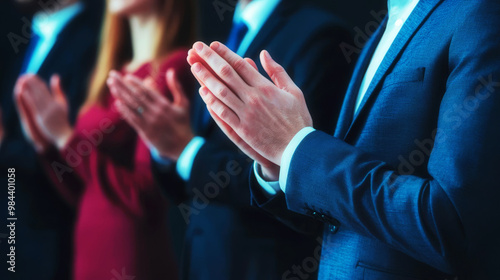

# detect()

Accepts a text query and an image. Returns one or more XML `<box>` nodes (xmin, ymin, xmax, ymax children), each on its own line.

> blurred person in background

<box><xmin>109</xmin><ymin>0</ymin><xmax>353</xmax><ymax>279</ymax></box>
<box><xmin>0</xmin><ymin>0</ymin><xmax>102</xmax><ymax>279</ymax></box>
<box><xmin>14</xmin><ymin>0</ymin><xmax>196</xmax><ymax>279</ymax></box>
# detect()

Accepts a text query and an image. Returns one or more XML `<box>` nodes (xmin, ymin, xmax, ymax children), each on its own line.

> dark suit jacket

<box><xmin>251</xmin><ymin>0</ymin><xmax>500</xmax><ymax>279</ymax></box>
<box><xmin>0</xmin><ymin>2</ymin><xmax>101</xmax><ymax>279</ymax></box>
<box><xmin>153</xmin><ymin>1</ymin><xmax>352</xmax><ymax>279</ymax></box>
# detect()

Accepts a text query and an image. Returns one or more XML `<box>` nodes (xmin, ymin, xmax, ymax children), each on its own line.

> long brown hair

<box><xmin>85</xmin><ymin>0</ymin><xmax>196</xmax><ymax>107</ymax></box>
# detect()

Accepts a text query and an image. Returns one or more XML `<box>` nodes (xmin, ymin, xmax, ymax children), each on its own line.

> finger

<box><xmin>107</xmin><ymin>71</ymin><xmax>144</xmax><ymax>112</ymax></box>
<box><xmin>209</xmin><ymin>41</ymin><xmax>270</xmax><ymax>87</ymax></box>
<box><xmin>187</xmin><ymin>49</ymin><xmax>214</xmax><ymax>88</ymax></box>
<box><xmin>15</xmin><ymin>86</ymin><xmax>49</xmax><ymax>147</ymax></box>
<box><xmin>24</xmin><ymin>75</ymin><xmax>52</xmax><ymax>110</ymax></box>
<box><xmin>187</xmin><ymin>49</ymin><xmax>202</xmax><ymax>66</ymax></box>
<box><xmin>192</xmin><ymin>42</ymin><xmax>252</xmax><ymax>93</ymax></box>
<box><xmin>192</xmin><ymin>62</ymin><xmax>245</xmax><ymax>113</ymax></box>
<box><xmin>144</xmin><ymin>76</ymin><xmax>161</xmax><ymax>91</ymax></box>
<box><xmin>260</xmin><ymin>50</ymin><xmax>300</xmax><ymax>94</ymax></box>
<box><xmin>18</xmin><ymin>78</ymin><xmax>43</xmax><ymax>117</ymax></box>
<box><xmin>143</xmin><ymin>77</ymin><xmax>165</xmax><ymax>100</ymax></box>
<box><xmin>199</xmin><ymin>86</ymin><xmax>240</xmax><ymax>128</ymax></box>
<box><xmin>206</xmin><ymin>103</ymin><xmax>274</xmax><ymax>167</ymax></box>
<box><xmin>244</xmin><ymin>58</ymin><xmax>258</xmax><ymax>71</ymax></box>
<box><xmin>114</xmin><ymin>100</ymin><xmax>145</xmax><ymax>130</ymax></box>
<box><xmin>15</xmin><ymin>90</ymin><xmax>34</xmax><ymax>139</ymax></box>
<box><xmin>123</xmin><ymin>74</ymin><xmax>157</xmax><ymax>105</ymax></box>
<box><xmin>166</xmin><ymin>69</ymin><xmax>189</xmax><ymax>107</ymax></box>
<box><xmin>50</xmin><ymin>74</ymin><xmax>68</xmax><ymax>107</ymax></box>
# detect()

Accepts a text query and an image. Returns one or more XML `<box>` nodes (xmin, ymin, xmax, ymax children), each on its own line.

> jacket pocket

<box><xmin>381</xmin><ymin>67</ymin><xmax>426</xmax><ymax>89</ymax></box>
<box><xmin>357</xmin><ymin>261</ymin><xmax>424</xmax><ymax>280</ymax></box>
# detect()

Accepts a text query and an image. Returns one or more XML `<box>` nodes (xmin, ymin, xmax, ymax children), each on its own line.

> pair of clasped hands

<box><xmin>15</xmin><ymin>41</ymin><xmax>313</xmax><ymax>181</ymax></box>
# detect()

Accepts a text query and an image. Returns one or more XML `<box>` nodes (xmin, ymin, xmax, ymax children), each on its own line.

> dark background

<box><xmin>197</xmin><ymin>0</ymin><xmax>386</xmax><ymax>42</ymax></box>
<box><xmin>1</xmin><ymin>0</ymin><xmax>386</xmax><ymax>66</ymax></box>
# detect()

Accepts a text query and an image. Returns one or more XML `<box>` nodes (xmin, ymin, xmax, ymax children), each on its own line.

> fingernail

<box><xmin>199</xmin><ymin>87</ymin><xmax>207</xmax><ymax>96</ymax></box>
<box><xmin>194</xmin><ymin>42</ymin><xmax>203</xmax><ymax>52</ymax></box>
<box><xmin>109</xmin><ymin>71</ymin><xmax>120</xmax><ymax>78</ymax></box>
<box><xmin>210</xmin><ymin>42</ymin><xmax>219</xmax><ymax>50</ymax></box>
<box><xmin>264</xmin><ymin>50</ymin><xmax>271</xmax><ymax>60</ymax></box>
<box><xmin>193</xmin><ymin>63</ymin><xmax>201</xmax><ymax>73</ymax></box>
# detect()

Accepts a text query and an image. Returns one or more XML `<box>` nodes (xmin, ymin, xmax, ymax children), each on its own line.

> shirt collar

<box><xmin>234</xmin><ymin>0</ymin><xmax>281</xmax><ymax>32</ymax></box>
<box><xmin>388</xmin><ymin>0</ymin><xmax>420</xmax><ymax>17</ymax></box>
<box><xmin>32</xmin><ymin>2</ymin><xmax>84</xmax><ymax>39</ymax></box>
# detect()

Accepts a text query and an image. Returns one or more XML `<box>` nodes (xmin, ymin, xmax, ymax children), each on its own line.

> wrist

<box><xmin>55</xmin><ymin>126</ymin><xmax>73</xmax><ymax>150</ymax></box>
<box><xmin>159</xmin><ymin>132</ymin><xmax>194</xmax><ymax>161</ymax></box>
<box><xmin>276</xmin><ymin>126</ymin><xmax>308</xmax><ymax>165</ymax></box>
<box><xmin>261</xmin><ymin>163</ymin><xmax>280</xmax><ymax>181</ymax></box>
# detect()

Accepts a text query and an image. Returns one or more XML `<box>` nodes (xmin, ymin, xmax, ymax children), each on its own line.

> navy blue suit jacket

<box><xmin>251</xmin><ymin>0</ymin><xmax>500</xmax><ymax>279</ymax></box>
<box><xmin>0</xmin><ymin>3</ymin><xmax>101</xmax><ymax>279</ymax></box>
<box><xmin>153</xmin><ymin>1</ymin><xmax>352</xmax><ymax>279</ymax></box>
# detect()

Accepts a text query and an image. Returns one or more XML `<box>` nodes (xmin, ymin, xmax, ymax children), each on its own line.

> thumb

<box><xmin>50</xmin><ymin>74</ymin><xmax>68</xmax><ymax>107</ymax></box>
<box><xmin>260</xmin><ymin>50</ymin><xmax>300</xmax><ymax>94</ymax></box>
<box><xmin>166</xmin><ymin>69</ymin><xmax>188</xmax><ymax>107</ymax></box>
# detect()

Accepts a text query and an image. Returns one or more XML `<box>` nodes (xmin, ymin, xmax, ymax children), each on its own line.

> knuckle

<box><xmin>198</xmin><ymin>69</ymin><xmax>209</xmax><ymax>81</ymax></box>
<box><xmin>233</xmin><ymin>59</ymin><xmax>247</xmax><ymax>72</ymax></box>
<box><xmin>218</xmin><ymin>107</ymin><xmax>229</xmax><ymax>119</ymax></box>
<box><xmin>257</xmin><ymin>85</ymin><xmax>274</xmax><ymax>96</ymax></box>
<box><xmin>202</xmin><ymin>47</ymin><xmax>212</xmax><ymax>59</ymax></box>
<box><xmin>219</xmin><ymin>64</ymin><xmax>233</xmax><ymax>78</ymax></box>
<box><xmin>241</xmin><ymin>126</ymin><xmax>252</xmax><ymax>139</ymax></box>
<box><xmin>206</xmin><ymin>94</ymin><xmax>216</xmax><ymax>105</ymax></box>
<box><xmin>216</xmin><ymin>86</ymin><xmax>228</xmax><ymax>98</ymax></box>
<box><xmin>247</xmin><ymin>94</ymin><xmax>261</xmax><ymax>106</ymax></box>
<box><xmin>275</xmin><ymin>65</ymin><xmax>285</xmax><ymax>74</ymax></box>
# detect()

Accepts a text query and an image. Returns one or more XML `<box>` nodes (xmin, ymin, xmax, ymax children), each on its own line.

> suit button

<box><xmin>311</xmin><ymin>211</ymin><xmax>318</xmax><ymax>216</ymax></box>
<box><xmin>328</xmin><ymin>224</ymin><xmax>339</xmax><ymax>234</ymax></box>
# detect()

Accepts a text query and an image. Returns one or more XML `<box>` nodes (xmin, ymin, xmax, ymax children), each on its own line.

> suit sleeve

<box><xmin>282</xmin><ymin>6</ymin><xmax>500</xmax><ymax>274</ymax></box>
<box><xmin>165</xmin><ymin>24</ymin><xmax>353</xmax><ymax>218</ymax></box>
<box><xmin>39</xmin><ymin>145</ymin><xmax>85</xmax><ymax>207</ymax></box>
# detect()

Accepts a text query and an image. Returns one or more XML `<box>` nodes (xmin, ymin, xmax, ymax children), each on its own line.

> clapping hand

<box><xmin>107</xmin><ymin>69</ymin><xmax>194</xmax><ymax>161</ymax></box>
<box><xmin>186</xmin><ymin>42</ymin><xmax>312</xmax><ymax>180</ymax></box>
<box><xmin>14</xmin><ymin>74</ymin><xmax>73</xmax><ymax>152</ymax></box>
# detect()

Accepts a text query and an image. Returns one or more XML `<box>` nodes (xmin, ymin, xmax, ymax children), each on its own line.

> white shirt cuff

<box><xmin>278</xmin><ymin>127</ymin><xmax>316</xmax><ymax>193</ymax></box>
<box><xmin>176</xmin><ymin>136</ymin><xmax>206</xmax><ymax>181</ymax></box>
<box><xmin>150</xmin><ymin>146</ymin><xmax>174</xmax><ymax>168</ymax></box>
<box><xmin>253</xmin><ymin>161</ymin><xmax>280</xmax><ymax>197</ymax></box>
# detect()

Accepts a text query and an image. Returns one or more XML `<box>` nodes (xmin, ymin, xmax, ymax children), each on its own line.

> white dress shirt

<box><xmin>256</xmin><ymin>0</ymin><xmax>421</xmax><ymax>195</ymax></box>
<box><xmin>24</xmin><ymin>2</ymin><xmax>84</xmax><ymax>74</ymax></box>
<box><xmin>151</xmin><ymin>0</ymin><xmax>282</xmax><ymax>181</ymax></box>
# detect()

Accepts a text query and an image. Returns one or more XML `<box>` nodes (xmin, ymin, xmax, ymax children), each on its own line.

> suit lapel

<box><xmin>243</xmin><ymin>1</ymin><xmax>295</xmax><ymax>58</ymax></box>
<box><xmin>334</xmin><ymin>17</ymin><xmax>388</xmax><ymax>139</ymax></box>
<box><xmin>346</xmin><ymin>0</ymin><xmax>443</xmax><ymax>138</ymax></box>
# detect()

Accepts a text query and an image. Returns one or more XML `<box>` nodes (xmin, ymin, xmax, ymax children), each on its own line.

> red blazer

<box><xmin>42</xmin><ymin>49</ymin><xmax>193</xmax><ymax>280</ymax></box>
